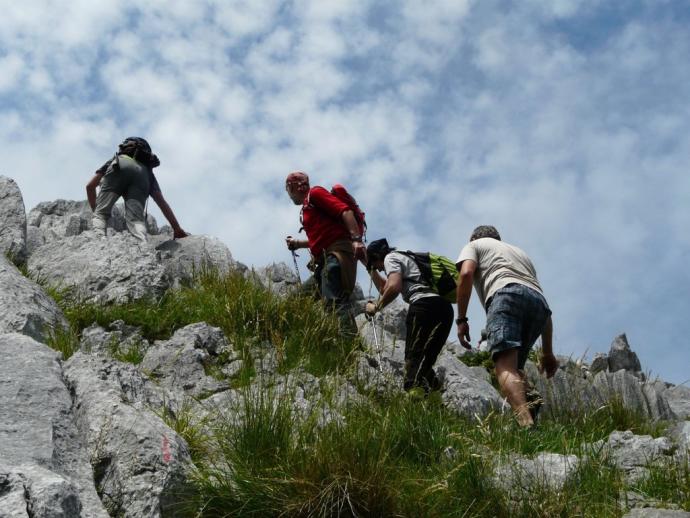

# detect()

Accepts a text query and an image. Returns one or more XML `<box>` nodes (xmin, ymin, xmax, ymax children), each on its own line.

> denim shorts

<box><xmin>486</xmin><ymin>283</ymin><xmax>551</xmax><ymax>369</ymax></box>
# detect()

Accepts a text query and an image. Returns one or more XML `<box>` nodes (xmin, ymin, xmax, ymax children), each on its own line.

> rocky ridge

<box><xmin>1</xmin><ymin>175</ymin><xmax>688</xmax><ymax>517</ymax></box>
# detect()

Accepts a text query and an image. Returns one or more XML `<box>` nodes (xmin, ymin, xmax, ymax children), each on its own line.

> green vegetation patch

<box><xmin>47</xmin><ymin>269</ymin><xmax>362</xmax><ymax>376</ymax></box>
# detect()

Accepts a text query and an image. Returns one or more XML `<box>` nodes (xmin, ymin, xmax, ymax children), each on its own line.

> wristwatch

<box><xmin>455</xmin><ymin>316</ymin><xmax>468</xmax><ymax>325</ymax></box>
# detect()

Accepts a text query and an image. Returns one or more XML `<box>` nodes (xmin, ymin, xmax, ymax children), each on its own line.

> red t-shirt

<box><xmin>302</xmin><ymin>186</ymin><xmax>351</xmax><ymax>256</ymax></box>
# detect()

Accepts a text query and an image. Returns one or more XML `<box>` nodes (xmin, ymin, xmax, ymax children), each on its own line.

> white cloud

<box><xmin>0</xmin><ymin>0</ymin><xmax>688</xmax><ymax>383</ymax></box>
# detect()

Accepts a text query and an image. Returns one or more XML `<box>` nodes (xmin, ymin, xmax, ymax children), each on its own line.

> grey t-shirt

<box><xmin>384</xmin><ymin>251</ymin><xmax>437</xmax><ymax>304</ymax></box>
<box><xmin>456</xmin><ymin>238</ymin><xmax>543</xmax><ymax>310</ymax></box>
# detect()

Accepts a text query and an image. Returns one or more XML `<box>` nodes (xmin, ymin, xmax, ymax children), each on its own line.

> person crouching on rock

<box><xmin>365</xmin><ymin>238</ymin><xmax>454</xmax><ymax>396</ymax></box>
<box><xmin>86</xmin><ymin>137</ymin><xmax>188</xmax><ymax>241</ymax></box>
<box><xmin>455</xmin><ymin>225</ymin><xmax>559</xmax><ymax>427</ymax></box>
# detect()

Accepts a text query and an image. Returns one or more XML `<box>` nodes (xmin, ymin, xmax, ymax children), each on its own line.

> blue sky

<box><xmin>1</xmin><ymin>0</ymin><xmax>688</xmax><ymax>384</ymax></box>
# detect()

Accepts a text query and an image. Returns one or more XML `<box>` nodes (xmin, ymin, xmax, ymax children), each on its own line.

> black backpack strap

<box><xmin>396</xmin><ymin>251</ymin><xmax>433</xmax><ymax>287</ymax></box>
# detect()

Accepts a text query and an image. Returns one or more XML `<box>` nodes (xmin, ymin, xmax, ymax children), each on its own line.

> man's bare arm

<box><xmin>86</xmin><ymin>174</ymin><xmax>103</xmax><ymax>211</ymax></box>
<box><xmin>150</xmin><ymin>191</ymin><xmax>188</xmax><ymax>238</ymax></box>
<box><xmin>539</xmin><ymin>316</ymin><xmax>559</xmax><ymax>378</ymax></box>
<box><xmin>366</xmin><ymin>272</ymin><xmax>402</xmax><ymax>315</ymax></box>
<box><xmin>456</xmin><ymin>260</ymin><xmax>476</xmax><ymax>348</ymax></box>
<box><xmin>341</xmin><ymin>210</ymin><xmax>367</xmax><ymax>264</ymax></box>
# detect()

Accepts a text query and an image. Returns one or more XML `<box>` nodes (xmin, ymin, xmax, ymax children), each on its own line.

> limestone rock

<box><xmin>436</xmin><ymin>351</ymin><xmax>503</xmax><ymax>418</ymax></box>
<box><xmin>609</xmin><ymin>333</ymin><xmax>642</xmax><ymax>373</ymax></box>
<box><xmin>589</xmin><ymin>430</ymin><xmax>675</xmax><ymax>483</ymax></box>
<box><xmin>355</xmin><ymin>313</ymin><xmax>406</xmax><ymax>392</ymax></box>
<box><xmin>379</xmin><ymin>299</ymin><xmax>408</xmax><ymax>339</ymax></box>
<box><xmin>252</xmin><ymin>261</ymin><xmax>300</xmax><ymax>295</ymax></box>
<box><xmin>669</xmin><ymin>421</ymin><xmax>690</xmax><ymax>453</ymax></box>
<box><xmin>26</xmin><ymin>225</ymin><xmax>54</xmax><ymax>256</ymax></box>
<box><xmin>204</xmin><ymin>372</ymin><xmax>362</xmax><ymax>431</ymax></box>
<box><xmin>27</xmin><ymin>232</ymin><xmax>170</xmax><ymax>304</ymax></box>
<box><xmin>524</xmin><ymin>362</ymin><xmax>674</xmax><ymax>422</ymax></box>
<box><xmin>590</xmin><ymin>352</ymin><xmax>609</xmax><ymax>374</ymax></box>
<box><xmin>0</xmin><ymin>464</ymin><xmax>84</xmax><ymax>518</ymax></box>
<box><xmin>153</xmin><ymin>234</ymin><xmax>239</xmax><ymax>286</ymax></box>
<box><xmin>26</xmin><ymin>200</ymin><xmax>159</xmax><ymax>251</ymax></box>
<box><xmin>623</xmin><ymin>509</ymin><xmax>690</xmax><ymax>518</ymax></box>
<box><xmin>79</xmin><ymin>320</ymin><xmax>149</xmax><ymax>357</ymax></box>
<box><xmin>141</xmin><ymin>323</ymin><xmax>231</xmax><ymax>398</ymax></box>
<box><xmin>493</xmin><ymin>452</ymin><xmax>579</xmax><ymax>492</ymax></box>
<box><xmin>664</xmin><ymin>385</ymin><xmax>690</xmax><ymax>420</ymax></box>
<box><xmin>0</xmin><ymin>254</ymin><xmax>67</xmax><ymax>342</ymax></box>
<box><xmin>27</xmin><ymin>199</ymin><xmax>93</xmax><ymax>236</ymax></box>
<box><xmin>592</xmin><ymin>370</ymin><xmax>674</xmax><ymax>421</ymax></box>
<box><xmin>0</xmin><ymin>333</ymin><xmax>108</xmax><ymax>516</ymax></box>
<box><xmin>63</xmin><ymin>352</ymin><xmax>192</xmax><ymax>517</ymax></box>
<box><xmin>0</xmin><ymin>176</ymin><xmax>27</xmax><ymax>263</ymax></box>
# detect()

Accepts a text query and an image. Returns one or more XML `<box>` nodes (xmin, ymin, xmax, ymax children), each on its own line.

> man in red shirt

<box><xmin>285</xmin><ymin>171</ymin><xmax>367</xmax><ymax>336</ymax></box>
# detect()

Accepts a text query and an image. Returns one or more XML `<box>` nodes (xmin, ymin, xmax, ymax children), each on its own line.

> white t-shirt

<box><xmin>456</xmin><ymin>238</ymin><xmax>543</xmax><ymax>310</ymax></box>
<box><xmin>384</xmin><ymin>251</ymin><xmax>437</xmax><ymax>304</ymax></box>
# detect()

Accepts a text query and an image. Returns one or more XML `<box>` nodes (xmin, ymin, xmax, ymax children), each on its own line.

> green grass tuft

<box><xmin>631</xmin><ymin>455</ymin><xmax>690</xmax><ymax>511</ymax></box>
<box><xmin>52</xmin><ymin>269</ymin><xmax>362</xmax><ymax>378</ymax></box>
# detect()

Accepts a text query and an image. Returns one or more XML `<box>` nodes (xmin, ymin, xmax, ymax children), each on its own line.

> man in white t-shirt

<box><xmin>455</xmin><ymin>225</ymin><xmax>558</xmax><ymax>427</ymax></box>
<box><xmin>365</xmin><ymin>238</ymin><xmax>454</xmax><ymax>395</ymax></box>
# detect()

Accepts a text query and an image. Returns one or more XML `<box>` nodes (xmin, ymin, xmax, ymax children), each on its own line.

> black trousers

<box><xmin>404</xmin><ymin>296</ymin><xmax>454</xmax><ymax>391</ymax></box>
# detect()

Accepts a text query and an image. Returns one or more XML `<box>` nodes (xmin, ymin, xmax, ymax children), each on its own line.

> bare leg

<box><xmin>494</xmin><ymin>349</ymin><xmax>533</xmax><ymax>427</ymax></box>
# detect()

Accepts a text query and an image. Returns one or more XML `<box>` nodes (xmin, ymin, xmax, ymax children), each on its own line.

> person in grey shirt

<box><xmin>365</xmin><ymin>238</ymin><xmax>454</xmax><ymax>395</ymax></box>
<box><xmin>86</xmin><ymin>137</ymin><xmax>188</xmax><ymax>241</ymax></box>
<box><xmin>456</xmin><ymin>225</ymin><xmax>558</xmax><ymax>427</ymax></box>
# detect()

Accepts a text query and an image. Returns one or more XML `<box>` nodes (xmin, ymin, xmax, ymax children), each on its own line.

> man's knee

<box><xmin>493</xmin><ymin>348</ymin><xmax>520</xmax><ymax>374</ymax></box>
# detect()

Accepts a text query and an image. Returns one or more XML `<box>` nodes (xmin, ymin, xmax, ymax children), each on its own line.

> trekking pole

<box><xmin>287</xmin><ymin>236</ymin><xmax>301</xmax><ymax>284</ymax></box>
<box><xmin>366</xmin><ymin>313</ymin><xmax>383</xmax><ymax>372</ymax></box>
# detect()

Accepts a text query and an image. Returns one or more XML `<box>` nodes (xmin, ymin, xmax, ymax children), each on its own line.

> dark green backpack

<box><xmin>400</xmin><ymin>251</ymin><xmax>459</xmax><ymax>303</ymax></box>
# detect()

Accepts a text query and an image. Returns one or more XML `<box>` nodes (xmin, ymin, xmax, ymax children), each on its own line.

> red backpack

<box><xmin>330</xmin><ymin>184</ymin><xmax>367</xmax><ymax>239</ymax></box>
<box><xmin>301</xmin><ymin>184</ymin><xmax>368</xmax><ymax>240</ymax></box>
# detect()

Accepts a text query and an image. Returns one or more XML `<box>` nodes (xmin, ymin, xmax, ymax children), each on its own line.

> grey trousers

<box><xmin>93</xmin><ymin>158</ymin><xmax>149</xmax><ymax>241</ymax></box>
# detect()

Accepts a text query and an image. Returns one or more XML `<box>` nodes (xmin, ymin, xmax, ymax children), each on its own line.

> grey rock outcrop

<box><xmin>0</xmin><ymin>254</ymin><xmax>67</xmax><ymax>342</ymax></box>
<box><xmin>26</xmin><ymin>200</ymin><xmax>159</xmax><ymax>253</ymax></box>
<box><xmin>0</xmin><ymin>464</ymin><xmax>83</xmax><ymax>518</ymax></box>
<box><xmin>493</xmin><ymin>452</ymin><xmax>579</xmax><ymax>492</ymax></box>
<box><xmin>64</xmin><ymin>353</ymin><xmax>192</xmax><ymax>517</ymax></box>
<box><xmin>27</xmin><ymin>232</ymin><xmax>170</xmax><ymax>304</ymax></box>
<box><xmin>153</xmin><ymin>234</ymin><xmax>241</xmax><ymax>286</ymax></box>
<box><xmin>0</xmin><ymin>333</ymin><xmax>108</xmax><ymax>516</ymax></box>
<box><xmin>436</xmin><ymin>351</ymin><xmax>503</xmax><ymax>417</ymax></box>
<box><xmin>590</xmin><ymin>352</ymin><xmax>609</xmax><ymax>374</ymax></box>
<box><xmin>204</xmin><ymin>371</ymin><xmax>362</xmax><ymax>431</ymax></box>
<box><xmin>0</xmin><ymin>176</ymin><xmax>27</xmax><ymax>263</ymax></box>
<box><xmin>355</xmin><ymin>313</ymin><xmax>406</xmax><ymax>389</ymax></box>
<box><xmin>609</xmin><ymin>333</ymin><xmax>642</xmax><ymax>374</ymax></box>
<box><xmin>27</xmin><ymin>231</ymin><xmax>241</xmax><ymax>304</ymax></box>
<box><xmin>141</xmin><ymin>323</ymin><xmax>231</xmax><ymax>398</ymax></box>
<box><xmin>27</xmin><ymin>200</ymin><xmax>94</xmax><ymax>247</ymax></box>
<box><xmin>664</xmin><ymin>384</ymin><xmax>690</xmax><ymax>419</ymax></box>
<box><xmin>379</xmin><ymin>299</ymin><xmax>408</xmax><ymax>338</ymax></box>
<box><xmin>79</xmin><ymin>320</ymin><xmax>149</xmax><ymax>357</ymax></box>
<box><xmin>669</xmin><ymin>421</ymin><xmax>690</xmax><ymax>453</ymax></box>
<box><xmin>525</xmin><ymin>361</ymin><xmax>674</xmax><ymax>422</ymax></box>
<box><xmin>589</xmin><ymin>430</ymin><xmax>675</xmax><ymax>483</ymax></box>
<box><xmin>623</xmin><ymin>508</ymin><xmax>690</xmax><ymax>517</ymax></box>
<box><xmin>252</xmin><ymin>261</ymin><xmax>300</xmax><ymax>295</ymax></box>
